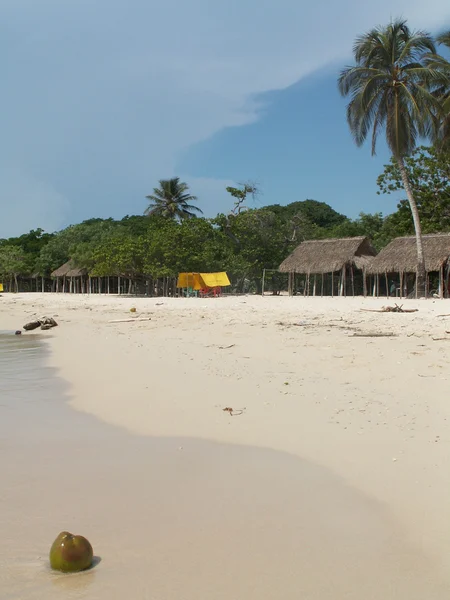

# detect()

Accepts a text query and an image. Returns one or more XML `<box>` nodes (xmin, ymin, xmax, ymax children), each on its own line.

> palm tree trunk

<box><xmin>397</xmin><ymin>156</ymin><xmax>426</xmax><ymax>297</ymax></box>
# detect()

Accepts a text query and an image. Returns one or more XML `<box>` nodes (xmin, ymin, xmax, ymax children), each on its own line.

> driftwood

<box><xmin>360</xmin><ymin>304</ymin><xmax>418</xmax><ymax>314</ymax></box>
<box><xmin>206</xmin><ymin>344</ymin><xmax>236</xmax><ymax>349</ymax></box>
<box><xmin>23</xmin><ymin>321</ymin><xmax>41</xmax><ymax>331</ymax></box>
<box><xmin>23</xmin><ymin>317</ymin><xmax>58</xmax><ymax>331</ymax></box>
<box><xmin>222</xmin><ymin>407</ymin><xmax>245</xmax><ymax>416</ymax></box>
<box><xmin>351</xmin><ymin>332</ymin><xmax>397</xmax><ymax>338</ymax></box>
<box><xmin>108</xmin><ymin>317</ymin><xmax>151</xmax><ymax>323</ymax></box>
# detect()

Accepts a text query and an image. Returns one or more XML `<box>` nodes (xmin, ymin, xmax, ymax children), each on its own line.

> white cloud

<box><xmin>0</xmin><ymin>0</ymin><xmax>448</xmax><ymax>232</ymax></box>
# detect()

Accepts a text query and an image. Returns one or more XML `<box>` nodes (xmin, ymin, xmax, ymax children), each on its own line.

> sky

<box><xmin>1</xmin><ymin>0</ymin><xmax>449</xmax><ymax>237</ymax></box>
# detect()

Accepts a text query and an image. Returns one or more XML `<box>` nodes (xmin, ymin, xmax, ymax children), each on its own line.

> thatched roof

<box><xmin>51</xmin><ymin>260</ymin><xmax>86</xmax><ymax>278</ymax></box>
<box><xmin>366</xmin><ymin>233</ymin><xmax>450</xmax><ymax>274</ymax></box>
<box><xmin>279</xmin><ymin>237</ymin><xmax>377</xmax><ymax>274</ymax></box>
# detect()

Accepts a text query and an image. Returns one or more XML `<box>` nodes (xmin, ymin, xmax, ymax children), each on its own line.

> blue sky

<box><xmin>1</xmin><ymin>0</ymin><xmax>449</xmax><ymax>237</ymax></box>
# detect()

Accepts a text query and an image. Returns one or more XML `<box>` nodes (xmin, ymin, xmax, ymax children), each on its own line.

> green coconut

<box><xmin>49</xmin><ymin>531</ymin><xmax>93</xmax><ymax>573</ymax></box>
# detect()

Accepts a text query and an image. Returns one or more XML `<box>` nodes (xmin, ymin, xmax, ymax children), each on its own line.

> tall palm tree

<box><xmin>431</xmin><ymin>32</ymin><xmax>450</xmax><ymax>148</ymax></box>
<box><xmin>339</xmin><ymin>19</ymin><xmax>448</xmax><ymax>296</ymax></box>
<box><xmin>145</xmin><ymin>177</ymin><xmax>202</xmax><ymax>220</ymax></box>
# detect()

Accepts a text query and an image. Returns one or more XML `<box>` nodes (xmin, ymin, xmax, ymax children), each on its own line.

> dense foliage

<box><xmin>0</xmin><ymin>146</ymin><xmax>449</xmax><ymax>292</ymax></box>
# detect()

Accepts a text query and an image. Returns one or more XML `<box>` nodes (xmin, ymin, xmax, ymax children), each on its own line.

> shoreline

<box><xmin>2</xmin><ymin>292</ymin><xmax>450</xmax><ymax>594</ymax></box>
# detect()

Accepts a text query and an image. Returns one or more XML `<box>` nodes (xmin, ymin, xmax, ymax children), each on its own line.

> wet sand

<box><xmin>1</xmin><ymin>330</ymin><xmax>449</xmax><ymax>599</ymax></box>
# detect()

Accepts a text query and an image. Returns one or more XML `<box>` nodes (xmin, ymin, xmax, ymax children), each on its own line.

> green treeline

<box><xmin>0</xmin><ymin>146</ymin><xmax>449</xmax><ymax>293</ymax></box>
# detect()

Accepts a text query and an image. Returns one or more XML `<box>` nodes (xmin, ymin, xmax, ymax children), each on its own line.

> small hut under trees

<box><xmin>366</xmin><ymin>233</ymin><xmax>450</xmax><ymax>298</ymax></box>
<box><xmin>278</xmin><ymin>236</ymin><xmax>377</xmax><ymax>297</ymax></box>
<box><xmin>50</xmin><ymin>260</ymin><xmax>169</xmax><ymax>295</ymax></box>
<box><xmin>51</xmin><ymin>261</ymin><xmax>87</xmax><ymax>293</ymax></box>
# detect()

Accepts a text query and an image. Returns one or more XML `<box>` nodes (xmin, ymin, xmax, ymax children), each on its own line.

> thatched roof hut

<box><xmin>279</xmin><ymin>237</ymin><xmax>377</xmax><ymax>274</ymax></box>
<box><xmin>51</xmin><ymin>261</ymin><xmax>86</xmax><ymax>278</ymax></box>
<box><xmin>51</xmin><ymin>261</ymin><xmax>72</xmax><ymax>278</ymax></box>
<box><xmin>366</xmin><ymin>234</ymin><xmax>450</xmax><ymax>275</ymax></box>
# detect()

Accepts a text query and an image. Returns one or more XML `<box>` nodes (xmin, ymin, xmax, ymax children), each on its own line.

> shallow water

<box><xmin>0</xmin><ymin>331</ymin><xmax>448</xmax><ymax>599</ymax></box>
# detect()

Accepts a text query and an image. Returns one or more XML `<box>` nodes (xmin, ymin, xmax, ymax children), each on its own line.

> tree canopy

<box><xmin>1</xmin><ymin>149</ymin><xmax>449</xmax><ymax>293</ymax></box>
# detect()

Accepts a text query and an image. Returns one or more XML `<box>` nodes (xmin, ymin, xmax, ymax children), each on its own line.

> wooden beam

<box><xmin>445</xmin><ymin>263</ymin><xmax>450</xmax><ymax>299</ymax></box>
<box><xmin>339</xmin><ymin>266</ymin><xmax>345</xmax><ymax>297</ymax></box>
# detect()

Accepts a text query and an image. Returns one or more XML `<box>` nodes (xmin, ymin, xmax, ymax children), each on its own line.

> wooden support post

<box><xmin>350</xmin><ymin>266</ymin><xmax>355</xmax><ymax>297</ymax></box>
<box><xmin>439</xmin><ymin>264</ymin><xmax>444</xmax><ymax>298</ymax></box>
<box><xmin>363</xmin><ymin>270</ymin><xmax>367</xmax><ymax>297</ymax></box>
<box><xmin>331</xmin><ymin>272</ymin><xmax>334</xmax><ymax>297</ymax></box>
<box><xmin>445</xmin><ymin>263</ymin><xmax>450</xmax><ymax>299</ymax></box>
<box><xmin>313</xmin><ymin>274</ymin><xmax>317</xmax><ymax>296</ymax></box>
<box><xmin>339</xmin><ymin>266</ymin><xmax>345</xmax><ymax>297</ymax></box>
<box><xmin>321</xmin><ymin>273</ymin><xmax>324</xmax><ymax>297</ymax></box>
<box><xmin>399</xmin><ymin>272</ymin><xmax>403</xmax><ymax>298</ymax></box>
<box><xmin>376</xmin><ymin>274</ymin><xmax>379</xmax><ymax>298</ymax></box>
<box><xmin>385</xmin><ymin>271</ymin><xmax>389</xmax><ymax>298</ymax></box>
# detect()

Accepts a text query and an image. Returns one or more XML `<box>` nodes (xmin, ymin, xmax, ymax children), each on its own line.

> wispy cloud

<box><xmin>0</xmin><ymin>0</ymin><xmax>449</xmax><ymax>234</ymax></box>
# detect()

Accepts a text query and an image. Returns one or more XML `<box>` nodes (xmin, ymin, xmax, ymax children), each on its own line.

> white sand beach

<box><xmin>2</xmin><ymin>292</ymin><xmax>450</xmax><ymax>598</ymax></box>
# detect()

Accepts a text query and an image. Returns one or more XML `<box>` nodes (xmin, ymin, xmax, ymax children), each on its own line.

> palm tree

<box><xmin>431</xmin><ymin>32</ymin><xmax>450</xmax><ymax>148</ymax></box>
<box><xmin>339</xmin><ymin>19</ymin><xmax>449</xmax><ymax>296</ymax></box>
<box><xmin>145</xmin><ymin>177</ymin><xmax>202</xmax><ymax>220</ymax></box>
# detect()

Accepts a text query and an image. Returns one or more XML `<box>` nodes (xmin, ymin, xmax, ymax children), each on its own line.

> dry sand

<box><xmin>1</xmin><ymin>292</ymin><xmax>450</xmax><ymax>598</ymax></box>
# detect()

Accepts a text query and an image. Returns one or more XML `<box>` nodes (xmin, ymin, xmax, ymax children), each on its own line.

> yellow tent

<box><xmin>177</xmin><ymin>272</ymin><xmax>230</xmax><ymax>290</ymax></box>
<box><xmin>0</xmin><ymin>283</ymin><xmax>3</xmax><ymax>292</ymax></box>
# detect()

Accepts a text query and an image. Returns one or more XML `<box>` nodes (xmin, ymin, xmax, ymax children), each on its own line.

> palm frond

<box><xmin>437</xmin><ymin>31</ymin><xmax>450</xmax><ymax>48</ymax></box>
<box><xmin>338</xmin><ymin>66</ymin><xmax>385</xmax><ymax>96</ymax></box>
<box><xmin>397</xmin><ymin>32</ymin><xmax>436</xmax><ymax>63</ymax></box>
<box><xmin>339</xmin><ymin>18</ymin><xmax>448</xmax><ymax>159</ymax></box>
<box><xmin>144</xmin><ymin>177</ymin><xmax>201</xmax><ymax>220</ymax></box>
